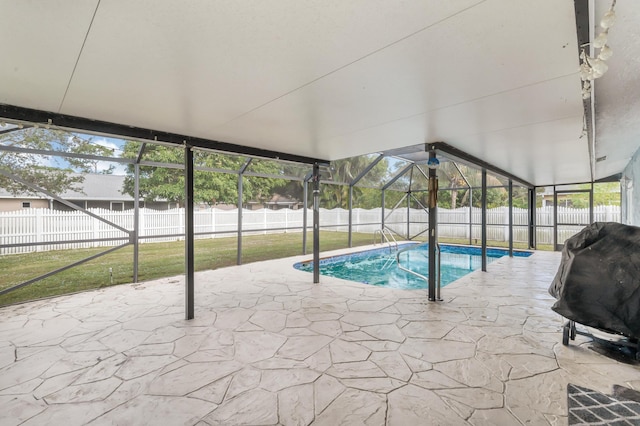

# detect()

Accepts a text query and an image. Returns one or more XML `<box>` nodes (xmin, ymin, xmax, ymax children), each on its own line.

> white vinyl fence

<box><xmin>0</xmin><ymin>205</ymin><xmax>620</xmax><ymax>255</ymax></box>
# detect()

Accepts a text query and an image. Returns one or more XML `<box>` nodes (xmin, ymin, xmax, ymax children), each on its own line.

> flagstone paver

<box><xmin>1</xmin><ymin>246</ymin><xmax>640</xmax><ymax>425</ymax></box>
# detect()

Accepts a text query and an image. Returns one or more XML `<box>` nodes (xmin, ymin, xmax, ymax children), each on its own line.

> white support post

<box><xmin>504</xmin><ymin>206</ymin><xmax>509</xmax><ymax>242</ymax></box>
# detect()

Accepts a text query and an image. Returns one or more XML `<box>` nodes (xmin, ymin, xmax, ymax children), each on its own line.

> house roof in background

<box><xmin>0</xmin><ymin>174</ymin><xmax>132</xmax><ymax>201</ymax></box>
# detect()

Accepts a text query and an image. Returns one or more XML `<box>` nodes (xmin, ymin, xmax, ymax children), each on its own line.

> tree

<box><xmin>593</xmin><ymin>182</ymin><xmax>621</xmax><ymax>206</ymax></box>
<box><xmin>383</xmin><ymin>189</ymin><xmax>407</xmax><ymax>209</ymax></box>
<box><xmin>551</xmin><ymin>182</ymin><xmax>621</xmax><ymax>208</ymax></box>
<box><xmin>0</xmin><ymin>128</ymin><xmax>115</xmax><ymax>196</ymax></box>
<box><xmin>354</xmin><ymin>187</ymin><xmax>383</xmax><ymax>209</ymax></box>
<box><xmin>512</xmin><ymin>187</ymin><xmax>529</xmax><ymax>209</ymax></box>
<box><xmin>318</xmin><ymin>155</ymin><xmax>390</xmax><ymax>209</ymax></box>
<box><xmin>440</xmin><ymin>164</ymin><xmax>509</xmax><ymax>209</ymax></box>
<box><xmin>121</xmin><ymin>142</ymin><xmax>288</xmax><ymax>205</ymax></box>
<box><xmin>437</xmin><ymin>162</ymin><xmax>468</xmax><ymax>209</ymax></box>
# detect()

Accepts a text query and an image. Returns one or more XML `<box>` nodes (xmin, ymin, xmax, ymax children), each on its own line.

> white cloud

<box><xmin>94</xmin><ymin>138</ymin><xmax>122</xmax><ymax>155</ymax></box>
<box><xmin>93</xmin><ymin>138</ymin><xmax>127</xmax><ymax>175</ymax></box>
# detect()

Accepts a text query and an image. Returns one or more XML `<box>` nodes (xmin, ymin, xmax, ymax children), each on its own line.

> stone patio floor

<box><xmin>1</xmin><ymin>245</ymin><xmax>640</xmax><ymax>425</ymax></box>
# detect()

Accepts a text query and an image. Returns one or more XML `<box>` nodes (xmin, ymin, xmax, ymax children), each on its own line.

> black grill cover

<box><xmin>549</xmin><ymin>222</ymin><xmax>640</xmax><ymax>338</ymax></box>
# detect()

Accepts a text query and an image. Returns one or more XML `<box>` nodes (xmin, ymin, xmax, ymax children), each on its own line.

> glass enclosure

<box><xmin>0</xmin><ymin>123</ymin><xmax>622</xmax><ymax>306</ymax></box>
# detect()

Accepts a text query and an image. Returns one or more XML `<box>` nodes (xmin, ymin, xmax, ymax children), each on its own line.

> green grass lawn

<box><xmin>0</xmin><ymin>231</ymin><xmax>375</xmax><ymax>307</ymax></box>
<box><xmin>0</xmin><ymin>231</ymin><xmax>550</xmax><ymax>307</ymax></box>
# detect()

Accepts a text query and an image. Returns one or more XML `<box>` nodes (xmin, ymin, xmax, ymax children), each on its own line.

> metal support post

<box><xmin>303</xmin><ymin>177</ymin><xmax>309</xmax><ymax>255</ymax></box>
<box><xmin>528</xmin><ymin>188</ymin><xmax>536</xmax><ymax>249</ymax></box>
<box><xmin>133</xmin><ymin>142</ymin><xmax>146</xmax><ymax>283</ymax></box>
<box><xmin>427</xmin><ymin>151</ymin><xmax>438</xmax><ymax>301</ymax></box>
<box><xmin>508</xmin><ymin>179</ymin><xmax>513</xmax><ymax>257</ymax></box>
<box><xmin>481</xmin><ymin>169</ymin><xmax>487</xmax><ymax>272</ymax></box>
<box><xmin>313</xmin><ymin>163</ymin><xmax>320</xmax><ymax>284</ymax></box>
<box><xmin>381</xmin><ymin>190</ymin><xmax>385</xmax><ymax>229</ymax></box>
<box><xmin>237</xmin><ymin>158</ymin><xmax>252</xmax><ymax>265</ymax></box>
<box><xmin>348</xmin><ymin>185</ymin><xmax>353</xmax><ymax>248</ymax></box>
<box><xmin>133</xmin><ymin>163</ymin><xmax>140</xmax><ymax>282</ymax></box>
<box><xmin>469</xmin><ymin>189</ymin><xmax>473</xmax><ymax>245</ymax></box>
<box><xmin>406</xmin><ymin>191</ymin><xmax>411</xmax><ymax>240</ymax></box>
<box><xmin>553</xmin><ymin>186</ymin><xmax>558</xmax><ymax>250</ymax></box>
<box><xmin>237</xmin><ymin>175</ymin><xmax>243</xmax><ymax>265</ymax></box>
<box><xmin>185</xmin><ymin>146</ymin><xmax>195</xmax><ymax>320</ymax></box>
<box><xmin>589</xmin><ymin>183</ymin><xmax>594</xmax><ymax>223</ymax></box>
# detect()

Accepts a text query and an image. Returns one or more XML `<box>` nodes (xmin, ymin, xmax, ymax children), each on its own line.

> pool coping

<box><xmin>291</xmin><ymin>241</ymin><xmax>538</xmax><ymax>290</ymax></box>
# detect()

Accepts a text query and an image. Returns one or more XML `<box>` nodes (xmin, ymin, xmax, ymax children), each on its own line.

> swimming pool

<box><xmin>294</xmin><ymin>243</ymin><xmax>532</xmax><ymax>289</ymax></box>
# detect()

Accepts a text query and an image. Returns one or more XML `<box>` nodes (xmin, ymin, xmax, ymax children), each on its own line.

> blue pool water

<box><xmin>294</xmin><ymin>244</ymin><xmax>532</xmax><ymax>289</ymax></box>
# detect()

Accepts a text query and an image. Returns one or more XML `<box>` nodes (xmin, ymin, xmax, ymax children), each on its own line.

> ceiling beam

<box><xmin>573</xmin><ymin>0</ymin><xmax>594</xmax><ymax>182</ymax></box>
<box><xmin>0</xmin><ymin>104</ymin><xmax>329</xmax><ymax>166</ymax></box>
<box><xmin>429</xmin><ymin>142</ymin><xmax>534</xmax><ymax>188</ymax></box>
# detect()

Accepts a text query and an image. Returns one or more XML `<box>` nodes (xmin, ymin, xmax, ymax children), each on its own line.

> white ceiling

<box><xmin>593</xmin><ymin>0</ymin><xmax>640</xmax><ymax>182</ymax></box>
<box><xmin>1</xmin><ymin>0</ymin><xmax>638</xmax><ymax>186</ymax></box>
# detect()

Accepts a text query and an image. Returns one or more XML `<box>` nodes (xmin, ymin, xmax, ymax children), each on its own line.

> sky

<box><xmin>90</xmin><ymin>136</ymin><xmax>127</xmax><ymax>175</ymax></box>
<box><xmin>0</xmin><ymin>125</ymin><xmax>130</xmax><ymax>175</ymax></box>
<box><xmin>48</xmin><ymin>134</ymin><xmax>128</xmax><ymax>175</ymax></box>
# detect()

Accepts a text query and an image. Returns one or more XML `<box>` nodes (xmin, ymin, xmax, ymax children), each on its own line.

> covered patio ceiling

<box><xmin>1</xmin><ymin>0</ymin><xmax>639</xmax><ymax>187</ymax></box>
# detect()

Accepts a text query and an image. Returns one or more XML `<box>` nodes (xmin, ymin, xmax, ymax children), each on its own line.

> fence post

<box><xmin>179</xmin><ymin>208</ymin><xmax>184</xmax><ymax>240</ymax></box>
<box><xmin>264</xmin><ymin>209</ymin><xmax>268</xmax><ymax>235</ymax></box>
<box><xmin>35</xmin><ymin>209</ymin><xmax>43</xmax><ymax>252</ymax></box>
<box><xmin>93</xmin><ymin>212</ymin><xmax>100</xmax><ymax>248</ymax></box>
<box><xmin>503</xmin><ymin>206</ymin><xmax>509</xmax><ymax>242</ymax></box>
<box><xmin>211</xmin><ymin>208</ymin><xmax>216</xmax><ymax>239</ymax></box>
<box><xmin>139</xmin><ymin>208</ymin><xmax>146</xmax><ymax>241</ymax></box>
<box><xmin>284</xmin><ymin>208</ymin><xmax>288</xmax><ymax>233</ymax></box>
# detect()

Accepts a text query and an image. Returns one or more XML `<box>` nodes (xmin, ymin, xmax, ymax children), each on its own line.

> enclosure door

<box><xmin>554</xmin><ymin>189</ymin><xmax>593</xmax><ymax>251</ymax></box>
